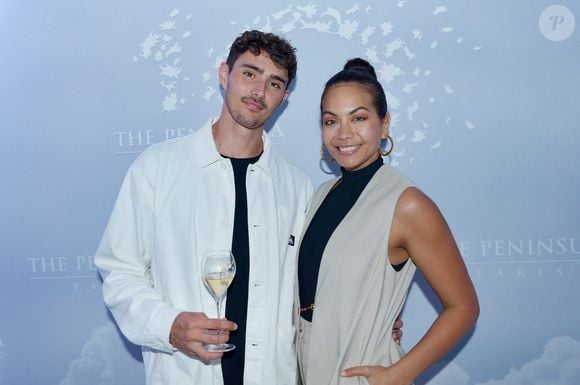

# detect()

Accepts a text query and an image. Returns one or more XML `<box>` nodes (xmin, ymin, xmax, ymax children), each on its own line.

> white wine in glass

<box><xmin>201</xmin><ymin>250</ymin><xmax>236</xmax><ymax>353</ymax></box>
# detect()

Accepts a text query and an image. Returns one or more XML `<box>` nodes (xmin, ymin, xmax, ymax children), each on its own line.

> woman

<box><xmin>296</xmin><ymin>58</ymin><xmax>479</xmax><ymax>385</ymax></box>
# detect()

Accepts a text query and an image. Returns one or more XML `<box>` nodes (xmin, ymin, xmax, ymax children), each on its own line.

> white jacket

<box><xmin>95</xmin><ymin>119</ymin><xmax>314</xmax><ymax>385</ymax></box>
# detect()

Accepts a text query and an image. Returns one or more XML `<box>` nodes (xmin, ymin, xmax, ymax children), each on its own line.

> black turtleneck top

<box><xmin>298</xmin><ymin>156</ymin><xmax>403</xmax><ymax>322</ymax></box>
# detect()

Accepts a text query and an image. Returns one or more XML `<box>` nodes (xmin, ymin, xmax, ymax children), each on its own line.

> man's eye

<box><xmin>270</xmin><ymin>82</ymin><xmax>282</xmax><ymax>89</ymax></box>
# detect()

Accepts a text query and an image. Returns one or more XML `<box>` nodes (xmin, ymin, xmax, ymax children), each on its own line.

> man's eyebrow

<box><xmin>241</xmin><ymin>64</ymin><xmax>287</xmax><ymax>86</ymax></box>
<box><xmin>241</xmin><ymin>63</ymin><xmax>264</xmax><ymax>74</ymax></box>
<box><xmin>270</xmin><ymin>74</ymin><xmax>287</xmax><ymax>86</ymax></box>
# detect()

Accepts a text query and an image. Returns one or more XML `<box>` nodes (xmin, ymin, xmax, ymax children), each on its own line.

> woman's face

<box><xmin>321</xmin><ymin>83</ymin><xmax>389</xmax><ymax>171</ymax></box>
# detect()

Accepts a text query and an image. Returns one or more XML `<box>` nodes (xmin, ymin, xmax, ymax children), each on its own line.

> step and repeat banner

<box><xmin>1</xmin><ymin>1</ymin><xmax>578</xmax><ymax>384</ymax></box>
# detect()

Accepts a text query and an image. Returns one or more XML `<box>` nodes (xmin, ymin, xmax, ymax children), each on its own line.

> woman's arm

<box><xmin>342</xmin><ymin>187</ymin><xmax>479</xmax><ymax>385</ymax></box>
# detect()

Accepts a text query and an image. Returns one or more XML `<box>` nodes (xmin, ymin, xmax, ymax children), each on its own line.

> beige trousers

<box><xmin>297</xmin><ymin>316</ymin><xmax>312</xmax><ymax>384</ymax></box>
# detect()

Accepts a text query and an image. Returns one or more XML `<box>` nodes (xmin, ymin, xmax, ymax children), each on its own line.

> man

<box><xmin>95</xmin><ymin>30</ymin><xmax>313</xmax><ymax>385</ymax></box>
<box><xmin>96</xmin><ymin>30</ymin><xmax>402</xmax><ymax>385</ymax></box>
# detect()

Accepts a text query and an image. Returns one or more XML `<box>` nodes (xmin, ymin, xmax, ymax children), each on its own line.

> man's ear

<box><xmin>218</xmin><ymin>62</ymin><xmax>229</xmax><ymax>89</ymax></box>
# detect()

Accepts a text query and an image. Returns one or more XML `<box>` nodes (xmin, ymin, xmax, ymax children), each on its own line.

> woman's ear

<box><xmin>382</xmin><ymin>112</ymin><xmax>391</xmax><ymax>138</ymax></box>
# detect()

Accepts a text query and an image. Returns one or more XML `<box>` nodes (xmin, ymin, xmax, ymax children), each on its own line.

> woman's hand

<box><xmin>341</xmin><ymin>364</ymin><xmax>411</xmax><ymax>385</ymax></box>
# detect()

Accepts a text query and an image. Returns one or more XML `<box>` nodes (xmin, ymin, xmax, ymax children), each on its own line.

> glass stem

<box><xmin>215</xmin><ymin>297</ymin><xmax>223</xmax><ymax>336</ymax></box>
<box><xmin>216</xmin><ymin>297</ymin><xmax>222</xmax><ymax>319</ymax></box>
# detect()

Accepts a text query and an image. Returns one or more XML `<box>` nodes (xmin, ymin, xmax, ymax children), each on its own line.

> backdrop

<box><xmin>1</xmin><ymin>1</ymin><xmax>579</xmax><ymax>384</ymax></box>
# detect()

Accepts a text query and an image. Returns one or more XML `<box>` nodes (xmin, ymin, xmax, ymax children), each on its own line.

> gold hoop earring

<box><xmin>320</xmin><ymin>144</ymin><xmax>335</xmax><ymax>162</ymax></box>
<box><xmin>379</xmin><ymin>135</ymin><xmax>394</xmax><ymax>157</ymax></box>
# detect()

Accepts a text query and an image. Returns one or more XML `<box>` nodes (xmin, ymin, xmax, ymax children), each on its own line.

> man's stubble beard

<box><xmin>233</xmin><ymin>111</ymin><xmax>264</xmax><ymax>130</ymax></box>
<box><xmin>228</xmin><ymin>97</ymin><xmax>271</xmax><ymax>130</ymax></box>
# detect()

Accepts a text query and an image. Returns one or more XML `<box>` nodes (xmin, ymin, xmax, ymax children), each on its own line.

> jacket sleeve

<box><xmin>94</xmin><ymin>153</ymin><xmax>182</xmax><ymax>353</ymax></box>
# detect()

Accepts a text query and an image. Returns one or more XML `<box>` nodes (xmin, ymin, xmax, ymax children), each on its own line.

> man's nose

<box><xmin>251</xmin><ymin>81</ymin><xmax>266</xmax><ymax>98</ymax></box>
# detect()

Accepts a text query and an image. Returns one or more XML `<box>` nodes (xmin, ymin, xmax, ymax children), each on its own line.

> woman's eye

<box><xmin>354</xmin><ymin>116</ymin><xmax>367</xmax><ymax>122</ymax></box>
<box><xmin>324</xmin><ymin>119</ymin><xmax>336</xmax><ymax>126</ymax></box>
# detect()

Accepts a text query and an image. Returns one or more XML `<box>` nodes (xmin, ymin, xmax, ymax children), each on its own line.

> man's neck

<box><xmin>212</xmin><ymin>118</ymin><xmax>264</xmax><ymax>158</ymax></box>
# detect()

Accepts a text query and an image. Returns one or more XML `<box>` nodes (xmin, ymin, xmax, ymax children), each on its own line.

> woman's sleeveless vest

<box><xmin>295</xmin><ymin>165</ymin><xmax>416</xmax><ymax>385</ymax></box>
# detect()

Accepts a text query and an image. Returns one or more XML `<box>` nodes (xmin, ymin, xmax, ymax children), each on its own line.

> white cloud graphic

<box><xmin>428</xmin><ymin>362</ymin><xmax>471</xmax><ymax>385</ymax></box>
<box><xmin>59</xmin><ymin>323</ymin><xmax>143</xmax><ymax>385</ymax></box>
<box><xmin>414</xmin><ymin>336</ymin><xmax>580</xmax><ymax>385</ymax></box>
<box><xmin>475</xmin><ymin>336</ymin><xmax>580</xmax><ymax>385</ymax></box>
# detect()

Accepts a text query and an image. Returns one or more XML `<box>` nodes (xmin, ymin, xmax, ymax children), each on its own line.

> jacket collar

<box><xmin>193</xmin><ymin>118</ymin><xmax>274</xmax><ymax>177</ymax></box>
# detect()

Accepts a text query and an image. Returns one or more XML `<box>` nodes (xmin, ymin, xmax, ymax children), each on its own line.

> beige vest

<box><xmin>295</xmin><ymin>165</ymin><xmax>416</xmax><ymax>385</ymax></box>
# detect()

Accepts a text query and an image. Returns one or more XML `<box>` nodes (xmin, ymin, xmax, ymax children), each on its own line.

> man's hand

<box><xmin>169</xmin><ymin>312</ymin><xmax>238</xmax><ymax>362</ymax></box>
<box><xmin>392</xmin><ymin>318</ymin><xmax>403</xmax><ymax>345</ymax></box>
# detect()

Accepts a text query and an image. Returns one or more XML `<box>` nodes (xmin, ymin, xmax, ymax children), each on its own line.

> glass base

<box><xmin>205</xmin><ymin>343</ymin><xmax>236</xmax><ymax>353</ymax></box>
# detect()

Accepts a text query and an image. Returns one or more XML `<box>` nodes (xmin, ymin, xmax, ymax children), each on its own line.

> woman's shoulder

<box><xmin>394</xmin><ymin>186</ymin><xmax>444</xmax><ymax>229</ymax></box>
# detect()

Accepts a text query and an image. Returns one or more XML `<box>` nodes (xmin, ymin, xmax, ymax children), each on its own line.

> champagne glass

<box><xmin>201</xmin><ymin>249</ymin><xmax>236</xmax><ymax>352</ymax></box>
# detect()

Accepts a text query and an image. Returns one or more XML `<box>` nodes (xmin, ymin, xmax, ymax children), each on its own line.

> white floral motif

<box><xmin>134</xmin><ymin>3</ymin><xmax>481</xmax><ymax>161</ymax></box>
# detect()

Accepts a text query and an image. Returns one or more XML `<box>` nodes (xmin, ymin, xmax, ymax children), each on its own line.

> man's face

<box><xmin>219</xmin><ymin>51</ymin><xmax>290</xmax><ymax>130</ymax></box>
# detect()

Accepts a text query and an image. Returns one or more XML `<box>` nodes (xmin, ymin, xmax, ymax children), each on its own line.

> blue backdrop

<box><xmin>1</xmin><ymin>1</ymin><xmax>579</xmax><ymax>384</ymax></box>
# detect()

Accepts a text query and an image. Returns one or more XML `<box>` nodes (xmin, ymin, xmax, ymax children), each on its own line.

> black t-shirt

<box><xmin>221</xmin><ymin>154</ymin><xmax>260</xmax><ymax>385</ymax></box>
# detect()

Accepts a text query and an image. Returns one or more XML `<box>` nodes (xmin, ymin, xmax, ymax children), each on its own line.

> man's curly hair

<box><xmin>226</xmin><ymin>30</ymin><xmax>297</xmax><ymax>88</ymax></box>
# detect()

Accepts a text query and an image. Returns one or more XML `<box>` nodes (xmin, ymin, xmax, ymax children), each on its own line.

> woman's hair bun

<box><xmin>343</xmin><ymin>58</ymin><xmax>377</xmax><ymax>79</ymax></box>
